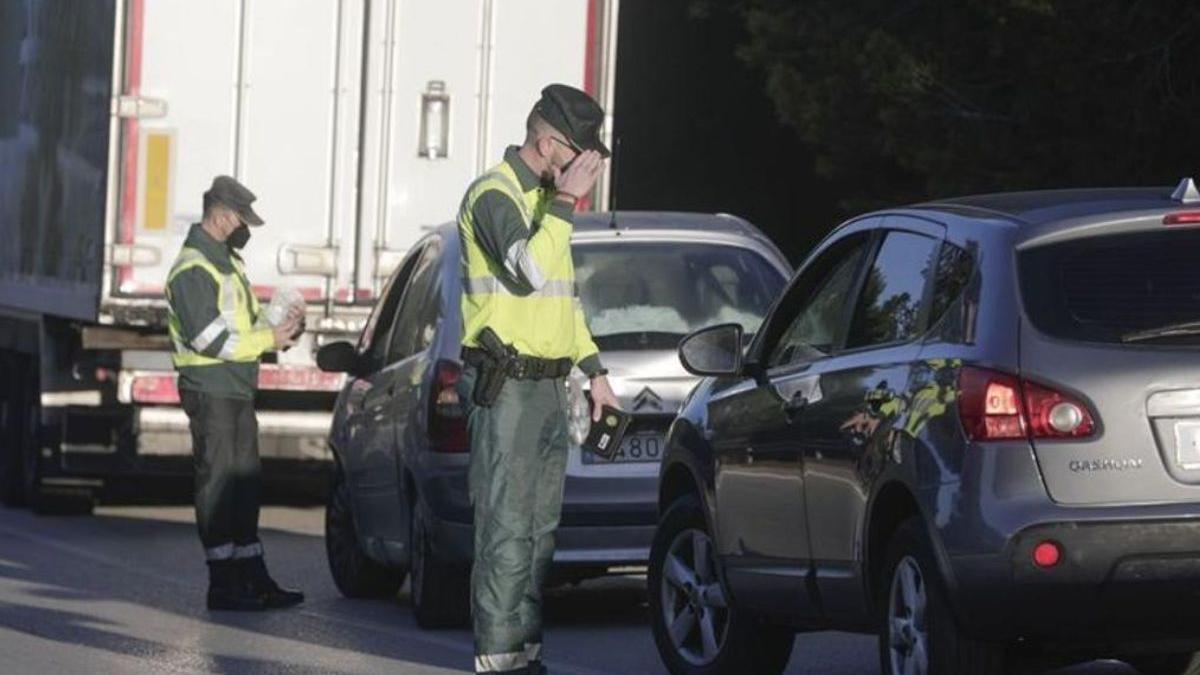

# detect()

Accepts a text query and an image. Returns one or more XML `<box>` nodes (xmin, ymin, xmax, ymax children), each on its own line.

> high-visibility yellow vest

<box><xmin>166</xmin><ymin>247</ymin><xmax>273</xmax><ymax>368</ymax></box>
<box><xmin>458</xmin><ymin>160</ymin><xmax>597</xmax><ymax>363</ymax></box>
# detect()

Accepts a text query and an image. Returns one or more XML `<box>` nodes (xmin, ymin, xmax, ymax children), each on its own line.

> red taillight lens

<box><xmin>958</xmin><ymin>367</ymin><xmax>1096</xmax><ymax>441</ymax></box>
<box><xmin>131</xmin><ymin>374</ymin><xmax>181</xmax><ymax>405</ymax></box>
<box><xmin>1164</xmin><ymin>211</ymin><xmax>1200</xmax><ymax>226</ymax></box>
<box><xmin>429</xmin><ymin>360</ymin><xmax>468</xmax><ymax>453</ymax></box>
<box><xmin>959</xmin><ymin>368</ymin><xmax>1026</xmax><ymax>440</ymax></box>
<box><xmin>1022</xmin><ymin>380</ymin><xmax>1095</xmax><ymax>438</ymax></box>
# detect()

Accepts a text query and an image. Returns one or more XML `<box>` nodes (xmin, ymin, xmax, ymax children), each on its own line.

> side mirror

<box><xmin>679</xmin><ymin>323</ymin><xmax>744</xmax><ymax>376</ymax></box>
<box><xmin>317</xmin><ymin>341</ymin><xmax>365</xmax><ymax>376</ymax></box>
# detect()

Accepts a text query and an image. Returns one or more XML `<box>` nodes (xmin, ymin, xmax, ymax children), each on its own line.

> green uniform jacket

<box><xmin>166</xmin><ymin>224</ymin><xmax>268</xmax><ymax>400</ymax></box>
<box><xmin>462</xmin><ymin>146</ymin><xmax>604</xmax><ymax>376</ymax></box>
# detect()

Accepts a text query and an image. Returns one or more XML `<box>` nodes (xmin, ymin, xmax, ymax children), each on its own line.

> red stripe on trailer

<box><xmin>584</xmin><ymin>0</ymin><xmax>599</xmax><ymax>96</ymax></box>
<box><xmin>118</xmin><ymin>0</ymin><xmax>146</xmax><ymax>292</ymax></box>
<box><xmin>120</xmin><ymin>283</ymin><xmax>325</xmax><ymax>303</ymax></box>
<box><xmin>249</xmin><ymin>285</ymin><xmax>325</xmax><ymax>302</ymax></box>
<box><xmin>579</xmin><ymin>0</ymin><xmax>600</xmax><ymax>212</ymax></box>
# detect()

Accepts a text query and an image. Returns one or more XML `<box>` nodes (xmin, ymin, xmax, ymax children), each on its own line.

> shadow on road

<box><xmin>0</xmin><ymin>506</ymin><xmax>652</xmax><ymax>674</ymax></box>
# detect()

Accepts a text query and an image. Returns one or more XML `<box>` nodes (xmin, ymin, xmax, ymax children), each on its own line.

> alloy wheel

<box><xmin>887</xmin><ymin>556</ymin><xmax>930</xmax><ymax>675</ymax></box>
<box><xmin>659</xmin><ymin>527</ymin><xmax>730</xmax><ymax>666</ymax></box>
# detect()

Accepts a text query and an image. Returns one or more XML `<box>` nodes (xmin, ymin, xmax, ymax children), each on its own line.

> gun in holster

<box><xmin>471</xmin><ymin>327</ymin><xmax>517</xmax><ymax>408</ymax></box>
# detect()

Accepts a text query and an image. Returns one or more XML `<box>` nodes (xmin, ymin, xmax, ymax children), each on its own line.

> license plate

<box><xmin>1175</xmin><ymin>421</ymin><xmax>1200</xmax><ymax>470</ymax></box>
<box><xmin>583</xmin><ymin>433</ymin><xmax>664</xmax><ymax>464</ymax></box>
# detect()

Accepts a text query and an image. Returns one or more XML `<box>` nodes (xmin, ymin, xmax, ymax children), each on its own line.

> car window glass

<box><xmin>386</xmin><ymin>245</ymin><xmax>441</xmax><ymax>363</ymax></box>
<box><xmin>572</xmin><ymin>243</ymin><xmax>786</xmax><ymax>351</ymax></box>
<box><xmin>926</xmin><ymin>242</ymin><xmax>975</xmax><ymax>341</ymax></box>
<box><xmin>844</xmin><ymin>231</ymin><xmax>940</xmax><ymax>350</ymax></box>
<box><xmin>358</xmin><ymin>246</ymin><xmax>423</xmax><ymax>364</ymax></box>
<box><xmin>766</xmin><ymin>236</ymin><xmax>869</xmax><ymax>368</ymax></box>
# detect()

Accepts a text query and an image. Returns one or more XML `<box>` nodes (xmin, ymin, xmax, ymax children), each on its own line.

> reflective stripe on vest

<box><xmin>458</xmin><ymin>161</ymin><xmax>581</xmax><ymax>359</ymax></box>
<box><xmin>166</xmin><ymin>246</ymin><xmax>265</xmax><ymax>368</ymax></box>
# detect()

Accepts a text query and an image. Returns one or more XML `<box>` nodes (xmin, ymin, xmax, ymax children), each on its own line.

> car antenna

<box><xmin>608</xmin><ymin>136</ymin><xmax>621</xmax><ymax>232</ymax></box>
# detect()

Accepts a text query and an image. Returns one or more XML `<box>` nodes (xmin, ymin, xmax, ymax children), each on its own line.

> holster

<box><xmin>466</xmin><ymin>327</ymin><xmax>515</xmax><ymax>408</ymax></box>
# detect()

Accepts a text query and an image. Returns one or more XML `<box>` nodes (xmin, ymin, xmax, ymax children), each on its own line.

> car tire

<box><xmin>1126</xmin><ymin>652</ymin><xmax>1200</xmax><ymax>675</ymax></box>
<box><xmin>648</xmin><ymin>496</ymin><xmax>794</xmax><ymax>675</ymax></box>
<box><xmin>409</xmin><ymin>499</ymin><xmax>470</xmax><ymax>629</ymax></box>
<box><xmin>878</xmin><ymin>518</ymin><xmax>1008</xmax><ymax>675</ymax></box>
<box><xmin>325</xmin><ymin>465</ymin><xmax>405</xmax><ymax>598</ymax></box>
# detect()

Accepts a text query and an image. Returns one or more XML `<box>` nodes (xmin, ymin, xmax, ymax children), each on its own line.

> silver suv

<box><xmin>317</xmin><ymin>212</ymin><xmax>789</xmax><ymax>627</ymax></box>
<box><xmin>653</xmin><ymin>181</ymin><xmax>1200</xmax><ymax>675</ymax></box>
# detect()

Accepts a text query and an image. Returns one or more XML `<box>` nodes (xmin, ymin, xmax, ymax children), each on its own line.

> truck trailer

<box><xmin>0</xmin><ymin>0</ymin><xmax>619</xmax><ymax>512</ymax></box>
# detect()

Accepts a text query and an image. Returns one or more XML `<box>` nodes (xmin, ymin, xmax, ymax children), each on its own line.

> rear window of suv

<box><xmin>1019</xmin><ymin>228</ymin><xmax>1200</xmax><ymax>345</ymax></box>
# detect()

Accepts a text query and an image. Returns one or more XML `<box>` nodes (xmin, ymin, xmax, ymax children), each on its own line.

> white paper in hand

<box><xmin>264</xmin><ymin>286</ymin><xmax>305</xmax><ymax>326</ymax></box>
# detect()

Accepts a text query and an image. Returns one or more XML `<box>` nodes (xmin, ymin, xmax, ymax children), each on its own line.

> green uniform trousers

<box><xmin>180</xmin><ymin>389</ymin><xmax>264</xmax><ymax>561</ymax></box>
<box><xmin>458</xmin><ymin>366</ymin><xmax>570</xmax><ymax>675</ymax></box>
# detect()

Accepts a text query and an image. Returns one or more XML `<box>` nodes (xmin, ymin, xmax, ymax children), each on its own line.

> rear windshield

<box><xmin>573</xmin><ymin>242</ymin><xmax>786</xmax><ymax>351</ymax></box>
<box><xmin>1019</xmin><ymin>228</ymin><xmax>1200</xmax><ymax>346</ymax></box>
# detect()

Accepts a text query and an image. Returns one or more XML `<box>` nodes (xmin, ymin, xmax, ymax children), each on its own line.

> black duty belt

<box><xmin>461</xmin><ymin>347</ymin><xmax>572</xmax><ymax>380</ymax></box>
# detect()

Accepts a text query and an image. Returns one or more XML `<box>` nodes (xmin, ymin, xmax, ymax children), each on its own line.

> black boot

<box><xmin>207</xmin><ymin>559</ymin><xmax>267</xmax><ymax>611</ymax></box>
<box><xmin>241</xmin><ymin>556</ymin><xmax>304</xmax><ymax>609</ymax></box>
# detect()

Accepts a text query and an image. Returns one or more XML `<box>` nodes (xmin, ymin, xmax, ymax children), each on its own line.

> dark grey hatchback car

<box><xmin>652</xmin><ymin>181</ymin><xmax>1200</xmax><ymax>675</ymax></box>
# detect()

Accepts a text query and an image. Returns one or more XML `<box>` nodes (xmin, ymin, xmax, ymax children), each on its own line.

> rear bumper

<box><xmin>420</xmin><ymin>456</ymin><xmax>659</xmax><ymax>569</ymax></box>
<box><xmin>950</xmin><ymin>518</ymin><xmax>1200</xmax><ymax>643</ymax></box>
<box><xmin>42</xmin><ymin>405</ymin><xmax>333</xmax><ymax>484</ymax></box>
<box><xmin>426</xmin><ymin>515</ymin><xmax>654</xmax><ymax>569</ymax></box>
<box><xmin>134</xmin><ymin>406</ymin><xmax>333</xmax><ymax>460</ymax></box>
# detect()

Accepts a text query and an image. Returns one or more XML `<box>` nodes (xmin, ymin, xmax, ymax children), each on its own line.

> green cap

<box><xmin>534</xmin><ymin>84</ymin><xmax>610</xmax><ymax>158</ymax></box>
<box><xmin>203</xmin><ymin>175</ymin><xmax>264</xmax><ymax>226</ymax></box>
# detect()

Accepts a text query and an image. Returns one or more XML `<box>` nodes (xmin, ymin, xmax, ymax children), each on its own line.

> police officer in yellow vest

<box><xmin>457</xmin><ymin>84</ymin><xmax>621</xmax><ymax>675</ymax></box>
<box><xmin>166</xmin><ymin>176</ymin><xmax>305</xmax><ymax>611</ymax></box>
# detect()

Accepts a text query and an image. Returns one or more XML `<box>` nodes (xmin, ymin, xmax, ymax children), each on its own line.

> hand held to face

<box><xmin>554</xmin><ymin>150</ymin><xmax>603</xmax><ymax>200</ymax></box>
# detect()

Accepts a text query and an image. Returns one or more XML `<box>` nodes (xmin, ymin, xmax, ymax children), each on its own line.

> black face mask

<box><xmin>228</xmin><ymin>224</ymin><xmax>251</xmax><ymax>250</ymax></box>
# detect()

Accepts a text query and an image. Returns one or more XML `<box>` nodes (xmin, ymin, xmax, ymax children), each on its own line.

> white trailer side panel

<box><xmin>118</xmin><ymin>0</ymin><xmax>364</xmax><ymax>304</ymax></box>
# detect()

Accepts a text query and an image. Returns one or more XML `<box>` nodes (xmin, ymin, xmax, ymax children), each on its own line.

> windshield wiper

<box><xmin>1122</xmin><ymin>320</ymin><xmax>1200</xmax><ymax>343</ymax></box>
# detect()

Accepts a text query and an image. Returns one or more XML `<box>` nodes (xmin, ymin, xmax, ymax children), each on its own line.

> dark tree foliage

<box><xmin>728</xmin><ymin>0</ymin><xmax>1200</xmax><ymax>212</ymax></box>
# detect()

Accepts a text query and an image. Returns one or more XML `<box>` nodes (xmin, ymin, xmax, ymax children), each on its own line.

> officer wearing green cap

<box><xmin>456</xmin><ymin>84</ymin><xmax>621</xmax><ymax>674</ymax></box>
<box><xmin>165</xmin><ymin>175</ymin><xmax>305</xmax><ymax>611</ymax></box>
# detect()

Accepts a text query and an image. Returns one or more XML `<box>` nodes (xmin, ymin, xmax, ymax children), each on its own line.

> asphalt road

<box><xmin>0</xmin><ymin>504</ymin><xmax>1137</xmax><ymax>675</ymax></box>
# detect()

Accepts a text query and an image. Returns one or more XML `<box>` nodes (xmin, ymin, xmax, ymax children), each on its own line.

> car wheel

<box><xmin>1126</xmin><ymin>652</ymin><xmax>1200</xmax><ymax>675</ymax></box>
<box><xmin>325</xmin><ymin>465</ymin><xmax>404</xmax><ymax>598</ymax></box>
<box><xmin>648</xmin><ymin>496</ymin><xmax>794</xmax><ymax>675</ymax></box>
<box><xmin>409</xmin><ymin>499</ymin><xmax>470</xmax><ymax>629</ymax></box>
<box><xmin>878</xmin><ymin>518</ymin><xmax>1007</xmax><ymax>675</ymax></box>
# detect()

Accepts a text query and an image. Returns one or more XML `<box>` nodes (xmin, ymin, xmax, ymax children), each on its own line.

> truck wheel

<box><xmin>0</xmin><ymin>353</ymin><xmax>28</xmax><ymax>507</ymax></box>
<box><xmin>410</xmin><ymin>499</ymin><xmax>470</xmax><ymax>629</ymax></box>
<box><xmin>878</xmin><ymin>518</ymin><xmax>1008</xmax><ymax>675</ymax></box>
<box><xmin>648</xmin><ymin>496</ymin><xmax>794</xmax><ymax>675</ymax></box>
<box><xmin>16</xmin><ymin>364</ymin><xmax>92</xmax><ymax>516</ymax></box>
<box><xmin>1126</xmin><ymin>652</ymin><xmax>1200</xmax><ymax>675</ymax></box>
<box><xmin>325</xmin><ymin>466</ymin><xmax>404</xmax><ymax>598</ymax></box>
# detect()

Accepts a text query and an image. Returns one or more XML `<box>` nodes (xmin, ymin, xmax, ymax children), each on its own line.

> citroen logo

<box><xmin>633</xmin><ymin>386</ymin><xmax>663</xmax><ymax>412</ymax></box>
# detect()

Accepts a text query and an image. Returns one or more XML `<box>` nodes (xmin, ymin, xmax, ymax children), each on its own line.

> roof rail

<box><xmin>1170</xmin><ymin>177</ymin><xmax>1200</xmax><ymax>204</ymax></box>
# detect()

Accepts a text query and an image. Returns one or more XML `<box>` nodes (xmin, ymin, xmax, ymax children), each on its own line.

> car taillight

<box><xmin>959</xmin><ymin>368</ymin><xmax>1026</xmax><ymax>440</ymax></box>
<box><xmin>958</xmin><ymin>367</ymin><xmax>1096</xmax><ymax>442</ymax></box>
<box><xmin>1022</xmin><ymin>379</ymin><xmax>1095</xmax><ymax>438</ymax></box>
<box><xmin>1164</xmin><ymin>211</ymin><xmax>1200</xmax><ymax>226</ymax></box>
<box><xmin>131</xmin><ymin>374</ymin><xmax>181</xmax><ymax>405</ymax></box>
<box><xmin>429</xmin><ymin>360</ymin><xmax>468</xmax><ymax>453</ymax></box>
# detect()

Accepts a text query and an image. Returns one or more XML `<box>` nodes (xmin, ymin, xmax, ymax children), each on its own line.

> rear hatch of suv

<box><xmin>1018</xmin><ymin>216</ymin><xmax>1200</xmax><ymax>505</ymax></box>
